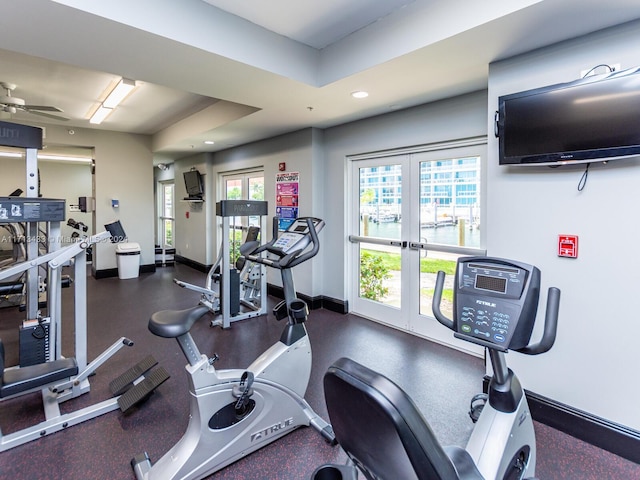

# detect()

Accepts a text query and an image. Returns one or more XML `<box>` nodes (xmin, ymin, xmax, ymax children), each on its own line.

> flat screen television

<box><xmin>498</xmin><ymin>66</ymin><xmax>640</xmax><ymax>166</ymax></box>
<box><xmin>104</xmin><ymin>220</ymin><xmax>127</xmax><ymax>243</ymax></box>
<box><xmin>183</xmin><ymin>169</ymin><xmax>204</xmax><ymax>198</ymax></box>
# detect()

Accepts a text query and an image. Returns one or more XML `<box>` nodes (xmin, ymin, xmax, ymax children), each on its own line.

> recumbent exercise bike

<box><xmin>313</xmin><ymin>256</ymin><xmax>560</xmax><ymax>480</ymax></box>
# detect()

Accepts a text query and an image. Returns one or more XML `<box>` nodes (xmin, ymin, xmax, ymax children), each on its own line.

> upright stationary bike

<box><xmin>313</xmin><ymin>256</ymin><xmax>560</xmax><ymax>480</ymax></box>
<box><xmin>132</xmin><ymin>216</ymin><xmax>335</xmax><ymax>480</ymax></box>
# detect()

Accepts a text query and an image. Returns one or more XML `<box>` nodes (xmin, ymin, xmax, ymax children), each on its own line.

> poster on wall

<box><xmin>276</xmin><ymin>171</ymin><xmax>299</xmax><ymax>230</ymax></box>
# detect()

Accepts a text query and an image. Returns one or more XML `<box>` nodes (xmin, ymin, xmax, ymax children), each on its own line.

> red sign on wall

<box><xmin>558</xmin><ymin>234</ymin><xmax>578</xmax><ymax>258</ymax></box>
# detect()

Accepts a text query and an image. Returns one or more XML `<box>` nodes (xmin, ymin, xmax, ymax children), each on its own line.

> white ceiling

<box><xmin>1</xmin><ymin>0</ymin><xmax>640</xmax><ymax>162</ymax></box>
<box><xmin>202</xmin><ymin>0</ymin><xmax>416</xmax><ymax>49</ymax></box>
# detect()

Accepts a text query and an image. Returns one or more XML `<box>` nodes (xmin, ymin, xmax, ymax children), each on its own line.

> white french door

<box><xmin>349</xmin><ymin>141</ymin><xmax>486</xmax><ymax>355</ymax></box>
<box><xmin>221</xmin><ymin>170</ymin><xmax>264</xmax><ymax>262</ymax></box>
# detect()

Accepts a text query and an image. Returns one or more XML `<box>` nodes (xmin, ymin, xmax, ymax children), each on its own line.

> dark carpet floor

<box><xmin>0</xmin><ymin>262</ymin><xmax>638</xmax><ymax>479</ymax></box>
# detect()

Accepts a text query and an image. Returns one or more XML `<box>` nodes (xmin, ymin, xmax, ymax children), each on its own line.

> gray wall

<box><xmin>487</xmin><ymin>20</ymin><xmax>640</xmax><ymax>430</ymax></box>
<box><xmin>176</xmin><ymin>129</ymin><xmax>323</xmax><ymax>296</ymax></box>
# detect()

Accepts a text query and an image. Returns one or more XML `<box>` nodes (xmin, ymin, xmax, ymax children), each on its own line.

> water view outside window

<box><xmin>358</xmin><ymin>156</ymin><xmax>481</xmax><ymax>317</ymax></box>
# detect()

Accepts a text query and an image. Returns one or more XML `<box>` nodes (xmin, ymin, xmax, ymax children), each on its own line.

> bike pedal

<box><xmin>110</xmin><ymin>355</ymin><xmax>158</xmax><ymax>396</ymax></box>
<box><xmin>117</xmin><ymin>367</ymin><xmax>170</xmax><ymax>413</ymax></box>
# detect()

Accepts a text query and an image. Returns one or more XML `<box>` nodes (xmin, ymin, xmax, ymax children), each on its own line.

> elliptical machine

<box><xmin>132</xmin><ymin>216</ymin><xmax>335</xmax><ymax>480</ymax></box>
<box><xmin>312</xmin><ymin>256</ymin><xmax>560</xmax><ymax>480</ymax></box>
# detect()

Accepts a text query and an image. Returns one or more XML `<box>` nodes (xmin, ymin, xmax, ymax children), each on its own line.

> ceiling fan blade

<box><xmin>25</xmin><ymin>109</ymin><xmax>69</xmax><ymax>121</ymax></box>
<box><xmin>23</xmin><ymin>104</ymin><xmax>64</xmax><ymax>112</ymax></box>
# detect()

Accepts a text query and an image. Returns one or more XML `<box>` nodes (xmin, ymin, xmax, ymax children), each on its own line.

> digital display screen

<box><xmin>498</xmin><ymin>67</ymin><xmax>640</xmax><ymax>165</ymax></box>
<box><xmin>475</xmin><ymin>274</ymin><xmax>507</xmax><ymax>293</ymax></box>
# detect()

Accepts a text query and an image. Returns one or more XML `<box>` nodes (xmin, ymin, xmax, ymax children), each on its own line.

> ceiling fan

<box><xmin>0</xmin><ymin>81</ymin><xmax>69</xmax><ymax>121</ymax></box>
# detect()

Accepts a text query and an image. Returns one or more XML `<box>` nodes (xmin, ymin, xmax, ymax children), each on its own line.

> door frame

<box><xmin>347</xmin><ymin>137</ymin><xmax>487</xmax><ymax>355</ymax></box>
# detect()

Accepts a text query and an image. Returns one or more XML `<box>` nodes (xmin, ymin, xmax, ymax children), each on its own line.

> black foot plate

<box><xmin>117</xmin><ymin>367</ymin><xmax>170</xmax><ymax>412</ymax></box>
<box><xmin>110</xmin><ymin>355</ymin><xmax>158</xmax><ymax>396</ymax></box>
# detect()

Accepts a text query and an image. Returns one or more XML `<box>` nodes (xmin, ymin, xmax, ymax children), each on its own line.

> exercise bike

<box><xmin>312</xmin><ymin>256</ymin><xmax>560</xmax><ymax>480</ymax></box>
<box><xmin>132</xmin><ymin>216</ymin><xmax>335</xmax><ymax>480</ymax></box>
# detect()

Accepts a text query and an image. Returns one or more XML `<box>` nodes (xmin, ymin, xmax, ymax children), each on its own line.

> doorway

<box><xmin>221</xmin><ymin>169</ymin><xmax>265</xmax><ymax>262</ymax></box>
<box><xmin>348</xmin><ymin>141</ymin><xmax>486</xmax><ymax>354</ymax></box>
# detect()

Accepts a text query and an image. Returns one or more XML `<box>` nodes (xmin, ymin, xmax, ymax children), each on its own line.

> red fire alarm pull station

<box><xmin>558</xmin><ymin>234</ymin><xmax>578</xmax><ymax>258</ymax></box>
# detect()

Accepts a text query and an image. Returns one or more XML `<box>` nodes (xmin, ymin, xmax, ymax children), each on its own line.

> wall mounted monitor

<box><xmin>183</xmin><ymin>169</ymin><xmax>204</xmax><ymax>197</ymax></box>
<box><xmin>498</xmin><ymin>66</ymin><xmax>640</xmax><ymax>166</ymax></box>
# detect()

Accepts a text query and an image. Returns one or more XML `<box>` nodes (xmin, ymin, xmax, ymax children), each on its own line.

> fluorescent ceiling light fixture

<box><xmin>90</xmin><ymin>105</ymin><xmax>113</xmax><ymax>124</ymax></box>
<box><xmin>38</xmin><ymin>154</ymin><xmax>93</xmax><ymax>163</ymax></box>
<box><xmin>351</xmin><ymin>91</ymin><xmax>369</xmax><ymax>99</ymax></box>
<box><xmin>204</xmin><ymin>140</ymin><xmax>215</xmax><ymax>145</ymax></box>
<box><xmin>0</xmin><ymin>151</ymin><xmax>93</xmax><ymax>163</ymax></box>
<box><xmin>89</xmin><ymin>77</ymin><xmax>137</xmax><ymax>124</ymax></box>
<box><xmin>103</xmin><ymin>78</ymin><xmax>136</xmax><ymax>108</ymax></box>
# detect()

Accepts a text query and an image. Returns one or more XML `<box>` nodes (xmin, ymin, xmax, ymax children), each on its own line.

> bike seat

<box><xmin>321</xmin><ymin>357</ymin><xmax>484</xmax><ymax>480</ymax></box>
<box><xmin>149</xmin><ymin>305</ymin><xmax>210</xmax><ymax>338</ymax></box>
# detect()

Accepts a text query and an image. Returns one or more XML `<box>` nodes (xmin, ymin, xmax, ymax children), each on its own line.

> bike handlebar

<box><xmin>432</xmin><ymin>271</ymin><xmax>454</xmax><ymax>330</ymax></box>
<box><xmin>245</xmin><ymin>217</ymin><xmax>323</xmax><ymax>270</ymax></box>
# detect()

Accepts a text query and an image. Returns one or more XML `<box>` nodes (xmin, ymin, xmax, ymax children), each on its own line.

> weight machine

<box><xmin>174</xmin><ymin>200</ymin><xmax>268</xmax><ymax>328</ymax></box>
<box><xmin>0</xmin><ymin>122</ymin><xmax>167</xmax><ymax>451</ymax></box>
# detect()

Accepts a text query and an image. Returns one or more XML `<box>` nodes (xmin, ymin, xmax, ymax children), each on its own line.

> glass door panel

<box><xmin>350</xmin><ymin>144</ymin><xmax>486</xmax><ymax>355</ymax></box>
<box><xmin>222</xmin><ymin>171</ymin><xmax>264</xmax><ymax>263</ymax></box>
<box><xmin>350</xmin><ymin>161</ymin><xmax>406</xmax><ymax>329</ymax></box>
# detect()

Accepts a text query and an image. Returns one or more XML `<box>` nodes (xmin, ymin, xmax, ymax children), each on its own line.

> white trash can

<box><xmin>115</xmin><ymin>242</ymin><xmax>141</xmax><ymax>279</ymax></box>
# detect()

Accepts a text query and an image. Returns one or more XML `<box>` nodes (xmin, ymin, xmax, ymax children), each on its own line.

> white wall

<box><xmin>487</xmin><ymin>19</ymin><xmax>640</xmax><ymax>430</ymax></box>
<box><xmin>20</xmin><ymin>124</ymin><xmax>155</xmax><ymax>272</ymax></box>
<box><xmin>0</xmin><ymin>157</ymin><xmax>92</xmax><ymax>245</ymax></box>
<box><xmin>172</xmin><ymin>154</ymin><xmax>211</xmax><ymax>266</ymax></box>
<box><xmin>38</xmin><ymin>161</ymin><xmax>94</xmax><ymax>242</ymax></box>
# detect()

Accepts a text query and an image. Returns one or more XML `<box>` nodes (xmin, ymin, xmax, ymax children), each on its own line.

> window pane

<box><xmin>248</xmin><ymin>176</ymin><xmax>264</xmax><ymax>201</ymax></box>
<box><xmin>163</xmin><ymin>184</ymin><xmax>174</xmax><ymax>217</ymax></box>
<box><xmin>418</xmin><ymin>251</ymin><xmax>464</xmax><ymax>318</ymax></box>
<box><xmin>163</xmin><ymin>219</ymin><xmax>173</xmax><ymax>246</ymax></box>
<box><xmin>419</xmin><ymin>157</ymin><xmax>480</xmax><ymax>248</ymax></box>
<box><xmin>359</xmin><ymin>243</ymin><xmax>401</xmax><ymax>309</ymax></box>
<box><xmin>359</xmin><ymin>165</ymin><xmax>401</xmax><ymax>240</ymax></box>
<box><xmin>226</xmin><ymin>179</ymin><xmax>242</xmax><ymax>199</ymax></box>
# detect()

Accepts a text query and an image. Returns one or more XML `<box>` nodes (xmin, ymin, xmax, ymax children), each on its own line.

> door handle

<box><xmin>390</xmin><ymin>240</ymin><xmax>408</xmax><ymax>248</ymax></box>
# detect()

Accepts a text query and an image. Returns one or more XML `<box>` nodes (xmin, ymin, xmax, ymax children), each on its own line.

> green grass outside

<box><xmin>362</xmin><ymin>249</ymin><xmax>456</xmax><ymax>274</ymax></box>
<box><xmin>361</xmin><ymin>249</ymin><xmax>456</xmax><ymax>305</ymax></box>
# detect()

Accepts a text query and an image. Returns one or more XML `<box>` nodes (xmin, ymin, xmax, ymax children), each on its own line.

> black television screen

<box><xmin>183</xmin><ymin>170</ymin><xmax>203</xmax><ymax>197</ymax></box>
<box><xmin>104</xmin><ymin>220</ymin><xmax>127</xmax><ymax>243</ymax></box>
<box><xmin>498</xmin><ymin>66</ymin><xmax>640</xmax><ymax>166</ymax></box>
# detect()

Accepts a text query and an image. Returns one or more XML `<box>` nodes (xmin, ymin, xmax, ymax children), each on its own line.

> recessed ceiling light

<box><xmin>204</xmin><ymin>140</ymin><xmax>215</xmax><ymax>145</ymax></box>
<box><xmin>351</xmin><ymin>91</ymin><xmax>369</xmax><ymax>99</ymax></box>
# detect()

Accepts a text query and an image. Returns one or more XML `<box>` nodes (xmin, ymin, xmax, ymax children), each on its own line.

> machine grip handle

<box><xmin>239</xmin><ymin>240</ymin><xmax>260</xmax><ymax>256</ymax></box>
<box><xmin>432</xmin><ymin>271</ymin><xmax>454</xmax><ymax>330</ymax></box>
<box><xmin>517</xmin><ymin>287</ymin><xmax>561</xmax><ymax>355</ymax></box>
<box><xmin>279</xmin><ymin>218</ymin><xmax>322</xmax><ymax>268</ymax></box>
